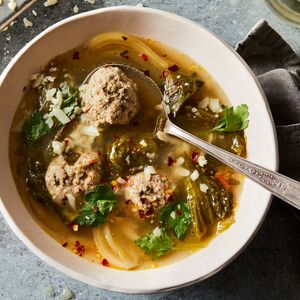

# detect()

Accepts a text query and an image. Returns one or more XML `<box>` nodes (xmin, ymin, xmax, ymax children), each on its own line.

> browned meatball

<box><xmin>45</xmin><ymin>152</ymin><xmax>102</xmax><ymax>205</ymax></box>
<box><xmin>123</xmin><ymin>172</ymin><xmax>174</xmax><ymax>217</ymax></box>
<box><xmin>81</xmin><ymin>66</ymin><xmax>140</xmax><ymax>128</ymax></box>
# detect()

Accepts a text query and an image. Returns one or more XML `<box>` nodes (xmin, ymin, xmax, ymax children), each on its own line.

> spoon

<box><xmin>84</xmin><ymin>63</ymin><xmax>300</xmax><ymax>210</ymax></box>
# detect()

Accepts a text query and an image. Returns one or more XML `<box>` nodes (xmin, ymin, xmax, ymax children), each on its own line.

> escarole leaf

<box><xmin>213</xmin><ymin>104</ymin><xmax>249</xmax><ymax>132</ymax></box>
<box><xmin>23</xmin><ymin>83</ymin><xmax>81</xmax><ymax>143</ymax></box>
<box><xmin>163</xmin><ymin>72</ymin><xmax>204</xmax><ymax>117</ymax></box>
<box><xmin>160</xmin><ymin>201</ymin><xmax>191</xmax><ymax>240</ymax></box>
<box><xmin>135</xmin><ymin>228</ymin><xmax>173</xmax><ymax>260</ymax></box>
<box><xmin>23</xmin><ymin>111</ymin><xmax>50</xmax><ymax>142</ymax></box>
<box><xmin>75</xmin><ymin>185</ymin><xmax>117</xmax><ymax>227</ymax></box>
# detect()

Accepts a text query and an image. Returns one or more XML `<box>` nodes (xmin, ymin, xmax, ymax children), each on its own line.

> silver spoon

<box><xmin>84</xmin><ymin>63</ymin><xmax>300</xmax><ymax>210</ymax></box>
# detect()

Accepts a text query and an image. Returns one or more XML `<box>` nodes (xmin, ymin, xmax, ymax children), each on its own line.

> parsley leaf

<box><xmin>135</xmin><ymin>228</ymin><xmax>173</xmax><ymax>260</ymax></box>
<box><xmin>213</xmin><ymin>104</ymin><xmax>249</xmax><ymax>132</ymax></box>
<box><xmin>23</xmin><ymin>111</ymin><xmax>49</xmax><ymax>142</ymax></box>
<box><xmin>61</xmin><ymin>88</ymin><xmax>79</xmax><ymax>117</ymax></box>
<box><xmin>160</xmin><ymin>201</ymin><xmax>191</xmax><ymax>240</ymax></box>
<box><xmin>75</xmin><ymin>185</ymin><xmax>116</xmax><ymax>227</ymax></box>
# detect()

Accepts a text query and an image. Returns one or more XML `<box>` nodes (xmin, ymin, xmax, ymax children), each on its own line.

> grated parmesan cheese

<box><xmin>140</xmin><ymin>139</ymin><xmax>148</xmax><ymax>147</ymax></box>
<box><xmin>208</xmin><ymin>98</ymin><xmax>222</xmax><ymax>113</ymax></box>
<box><xmin>176</xmin><ymin>157</ymin><xmax>185</xmax><ymax>166</ymax></box>
<box><xmin>175</xmin><ymin>166</ymin><xmax>190</xmax><ymax>177</ymax></box>
<box><xmin>144</xmin><ymin>165</ymin><xmax>156</xmax><ymax>175</ymax></box>
<box><xmin>8</xmin><ymin>0</ymin><xmax>17</xmax><ymax>11</ymax></box>
<box><xmin>52</xmin><ymin>141</ymin><xmax>65</xmax><ymax>155</ymax></box>
<box><xmin>198</xmin><ymin>97</ymin><xmax>210</xmax><ymax>109</ymax></box>
<box><xmin>23</xmin><ymin>18</ymin><xmax>33</xmax><ymax>28</ymax></box>
<box><xmin>170</xmin><ymin>211</ymin><xmax>176</xmax><ymax>219</ymax></box>
<box><xmin>198</xmin><ymin>155</ymin><xmax>207</xmax><ymax>167</ymax></box>
<box><xmin>200</xmin><ymin>183</ymin><xmax>209</xmax><ymax>193</ymax></box>
<box><xmin>190</xmin><ymin>170</ymin><xmax>199</xmax><ymax>181</ymax></box>
<box><xmin>66</xmin><ymin>194</ymin><xmax>76</xmax><ymax>211</ymax></box>
<box><xmin>85</xmin><ymin>0</ymin><xmax>96</xmax><ymax>4</ymax></box>
<box><xmin>73</xmin><ymin>5</ymin><xmax>79</xmax><ymax>13</ymax></box>
<box><xmin>44</xmin><ymin>0</ymin><xmax>58</xmax><ymax>7</ymax></box>
<box><xmin>153</xmin><ymin>227</ymin><xmax>161</xmax><ymax>237</ymax></box>
<box><xmin>80</xmin><ymin>125</ymin><xmax>100</xmax><ymax>137</ymax></box>
<box><xmin>32</xmin><ymin>10</ymin><xmax>37</xmax><ymax>17</ymax></box>
<box><xmin>51</xmin><ymin>108</ymin><xmax>70</xmax><ymax>124</ymax></box>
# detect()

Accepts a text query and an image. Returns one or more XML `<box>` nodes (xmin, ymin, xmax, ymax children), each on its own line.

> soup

<box><xmin>9</xmin><ymin>32</ymin><xmax>248</xmax><ymax>270</ymax></box>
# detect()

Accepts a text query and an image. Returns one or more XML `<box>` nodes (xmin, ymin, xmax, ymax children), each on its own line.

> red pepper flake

<box><xmin>64</xmin><ymin>138</ymin><xmax>70</xmax><ymax>146</ymax></box>
<box><xmin>85</xmin><ymin>106</ymin><xmax>91</xmax><ymax>113</ymax></box>
<box><xmin>176</xmin><ymin>210</ymin><xmax>182</xmax><ymax>216</ymax></box>
<box><xmin>138</xmin><ymin>210</ymin><xmax>146</xmax><ymax>219</ymax></box>
<box><xmin>122</xmin><ymin>36</ymin><xmax>128</xmax><ymax>41</ymax></box>
<box><xmin>191</xmin><ymin>151</ymin><xmax>200</xmax><ymax>164</ymax></box>
<box><xmin>73</xmin><ymin>241</ymin><xmax>85</xmax><ymax>256</ymax></box>
<box><xmin>102</xmin><ymin>258</ymin><xmax>109</xmax><ymax>267</ymax></box>
<box><xmin>99</xmin><ymin>177</ymin><xmax>105</xmax><ymax>184</ymax></box>
<box><xmin>62</xmin><ymin>242</ymin><xmax>68</xmax><ymax>248</ymax></box>
<box><xmin>139</xmin><ymin>53</ymin><xmax>148</xmax><ymax>61</ymax></box>
<box><xmin>143</xmin><ymin>70</ymin><xmax>150</xmax><ymax>76</ymax></box>
<box><xmin>72</xmin><ymin>51</ymin><xmax>80</xmax><ymax>60</ymax></box>
<box><xmin>167</xmin><ymin>156</ymin><xmax>176</xmax><ymax>166</ymax></box>
<box><xmin>132</xmin><ymin>121</ymin><xmax>139</xmax><ymax>126</ymax></box>
<box><xmin>140</xmin><ymin>197</ymin><xmax>148</xmax><ymax>204</ymax></box>
<box><xmin>160</xmin><ymin>70</ymin><xmax>169</xmax><ymax>79</ymax></box>
<box><xmin>120</xmin><ymin>50</ymin><xmax>129</xmax><ymax>59</ymax></box>
<box><xmin>215</xmin><ymin>173</ymin><xmax>230</xmax><ymax>190</ymax></box>
<box><xmin>168</xmin><ymin>64</ymin><xmax>179</xmax><ymax>72</ymax></box>
<box><xmin>113</xmin><ymin>134</ymin><xmax>120</xmax><ymax>141</ymax></box>
<box><xmin>125</xmin><ymin>199</ymin><xmax>132</xmax><ymax>205</ymax></box>
<box><xmin>167</xmin><ymin>195</ymin><xmax>174</xmax><ymax>203</ymax></box>
<box><xmin>89</xmin><ymin>159</ymin><xmax>97</xmax><ymax>165</ymax></box>
<box><xmin>146</xmin><ymin>207</ymin><xmax>154</xmax><ymax>216</ymax></box>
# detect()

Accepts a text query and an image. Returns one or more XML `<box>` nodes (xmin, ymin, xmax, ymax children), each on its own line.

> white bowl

<box><xmin>0</xmin><ymin>6</ymin><xmax>278</xmax><ymax>293</ymax></box>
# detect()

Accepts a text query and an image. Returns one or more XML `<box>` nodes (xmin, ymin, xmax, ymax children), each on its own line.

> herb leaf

<box><xmin>135</xmin><ymin>228</ymin><xmax>173</xmax><ymax>259</ymax></box>
<box><xmin>61</xmin><ymin>88</ymin><xmax>79</xmax><ymax>117</ymax></box>
<box><xmin>160</xmin><ymin>201</ymin><xmax>191</xmax><ymax>240</ymax></box>
<box><xmin>75</xmin><ymin>185</ymin><xmax>116</xmax><ymax>227</ymax></box>
<box><xmin>213</xmin><ymin>104</ymin><xmax>249</xmax><ymax>132</ymax></box>
<box><xmin>163</xmin><ymin>72</ymin><xmax>204</xmax><ymax>117</ymax></box>
<box><xmin>23</xmin><ymin>111</ymin><xmax>49</xmax><ymax>142</ymax></box>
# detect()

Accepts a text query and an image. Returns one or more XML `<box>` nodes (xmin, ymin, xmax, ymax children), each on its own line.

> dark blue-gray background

<box><xmin>0</xmin><ymin>1</ymin><xmax>299</xmax><ymax>299</ymax></box>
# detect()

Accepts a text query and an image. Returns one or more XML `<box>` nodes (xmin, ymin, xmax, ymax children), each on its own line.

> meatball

<box><xmin>123</xmin><ymin>172</ymin><xmax>174</xmax><ymax>217</ymax></box>
<box><xmin>81</xmin><ymin>66</ymin><xmax>140</xmax><ymax>128</ymax></box>
<box><xmin>45</xmin><ymin>152</ymin><xmax>102</xmax><ymax>205</ymax></box>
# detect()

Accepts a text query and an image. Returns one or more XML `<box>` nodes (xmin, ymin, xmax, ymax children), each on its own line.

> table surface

<box><xmin>0</xmin><ymin>1</ymin><xmax>300</xmax><ymax>299</ymax></box>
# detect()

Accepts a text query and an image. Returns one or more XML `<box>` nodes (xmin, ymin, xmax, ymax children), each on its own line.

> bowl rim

<box><xmin>0</xmin><ymin>6</ymin><xmax>278</xmax><ymax>294</ymax></box>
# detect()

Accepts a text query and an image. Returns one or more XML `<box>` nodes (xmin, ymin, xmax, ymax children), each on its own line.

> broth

<box><xmin>9</xmin><ymin>32</ymin><xmax>246</xmax><ymax>270</ymax></box>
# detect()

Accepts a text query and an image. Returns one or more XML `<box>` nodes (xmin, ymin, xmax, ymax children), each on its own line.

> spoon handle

<box><xmin>164</xmin><ymin>119</ymin><xmax>300</xmax><ymax>210</ymax></box>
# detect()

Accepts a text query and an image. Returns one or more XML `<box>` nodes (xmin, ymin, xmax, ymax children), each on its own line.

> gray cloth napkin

<box><xmin>236</xmin><ymin>20</ymin><xmax>300</xmax><ymax>218</ymax></box>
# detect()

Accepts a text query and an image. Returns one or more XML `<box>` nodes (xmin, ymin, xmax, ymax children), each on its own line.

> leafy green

<box><xmin>75</xmin><ymin>185</ymin><xmax>116</xmax><ymax>227</ymax></box>
<box><xmin>107</xmin><ymin>133</ymin><xmax>157</xmax><ymax>177</ymax></box>
<box><xmin>23</xmin><ymin>83</ymin><xmax>80</xmax><ymax>143</ymax></box>
<box><xmin>160</xmin><ymin>201</ymin><xmax>191</xmax><ymax>240</ymax></box>
<box><xmin>135</xmin><ymin>228</ymin><xmax>173</xmax><ymax>260</ymax></box>
<box><xmin>23</xmin><ymin>111</ymin><xmax>49</xmax><ymax>142</ymax></box>
<box><xmin>184</xmin><ymin>174</ymin><xmax>233</xmax><ymax>226</ymax></box>
<box><xmin>61</xmin><ymin>88</ymin><xmax>79</xmax><ymax>117</ymax></box>
<box><xmin>213</xmin><ymin>104</ymin><xmax>249</xmax><ymax>132</ymax></box>
<box><xmin>163</xmin><ymin>72</ymin><xmax>204</xmax><ymax>117</ymax></box>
